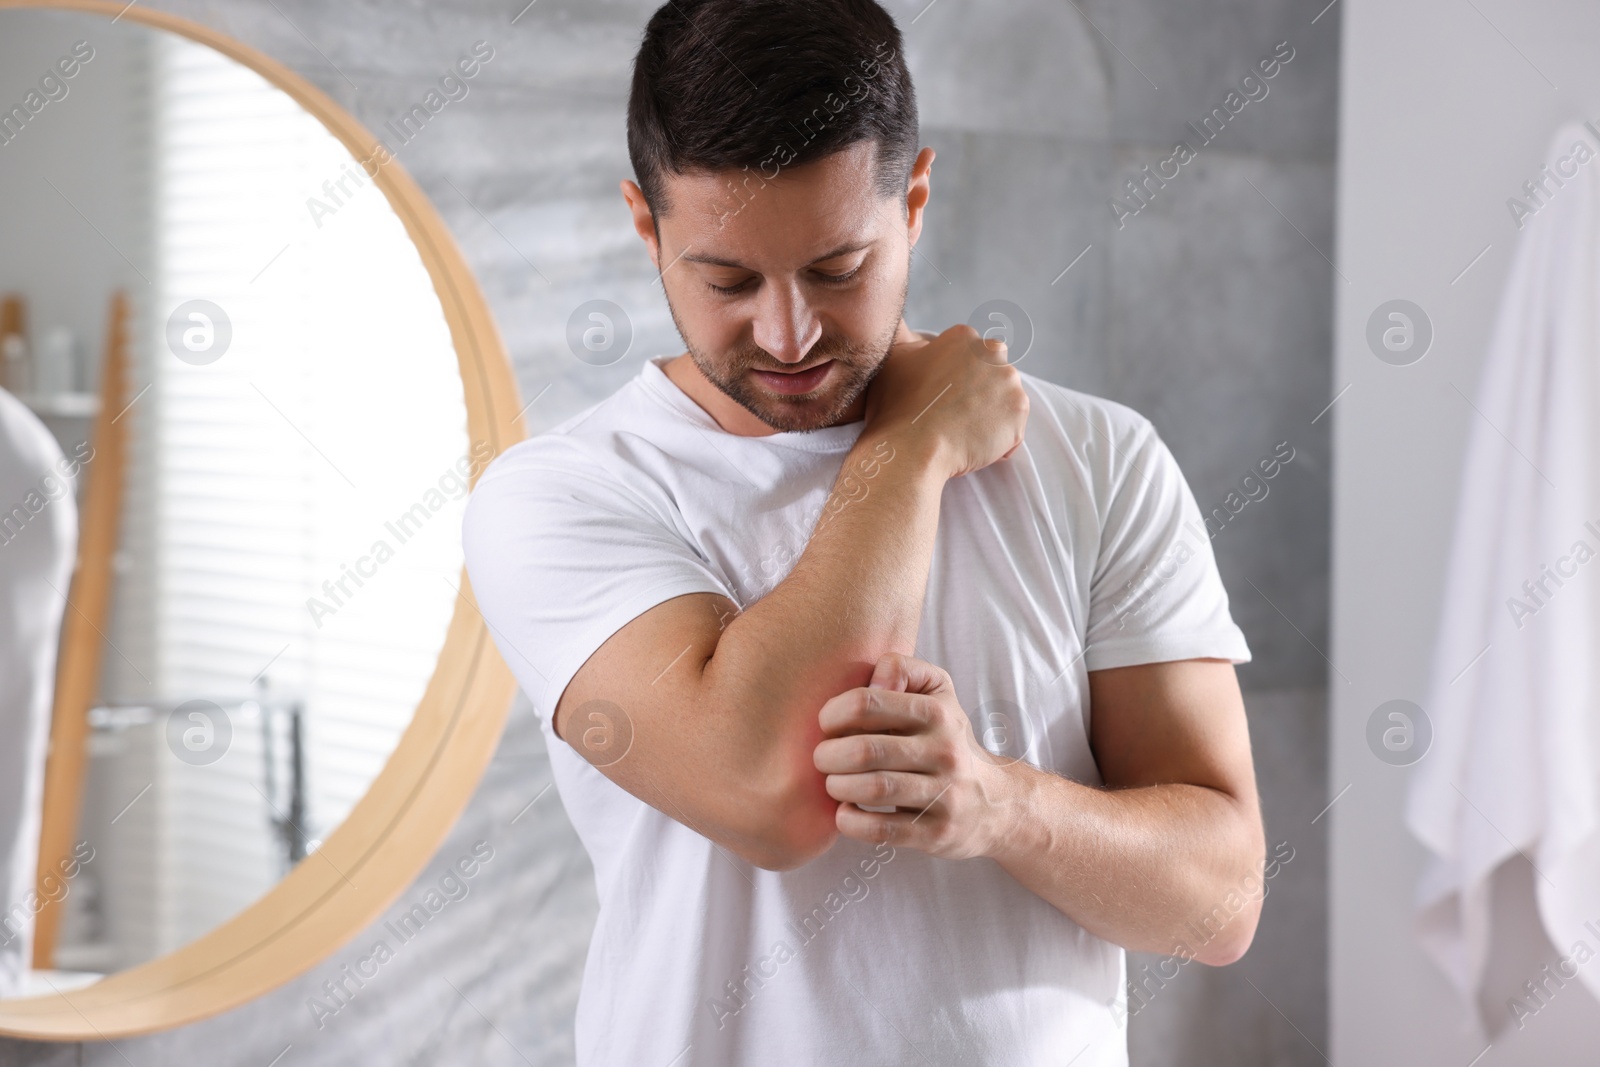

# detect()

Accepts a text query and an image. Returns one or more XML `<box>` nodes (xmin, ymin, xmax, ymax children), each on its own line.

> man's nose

<box><xmin>750</xmin><ymin>280</ymin><xmax>822</xmax><ymax>365</ymax></box>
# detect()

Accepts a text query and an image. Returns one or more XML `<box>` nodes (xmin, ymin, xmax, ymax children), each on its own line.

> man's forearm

<box><xmin>699</xmin><ymin>428</ymin><xmax>948</xmax><ymax>860</ymax></box>
<box><xmin>986</xmin><ymin>764</ymin><xmax>1267</xmax><ymax>965</ymax></box>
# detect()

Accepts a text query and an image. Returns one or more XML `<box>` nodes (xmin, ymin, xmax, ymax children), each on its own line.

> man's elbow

<box><xmin>1189</xmin><ymin>890</ymin><xmax>1264</xmax><ymax>966</ymax></box>
<box><xmin>1196</xmin><ymin>927</ymin><xmax>1254</xmax><ymax>966</ymax></box>
<box><xmin>1190</xmin><ymin>798</ymin><xmax>1266</xmax><ymax>966</ymax></box>
<box><xmin>738</xmin><ymin>767</ymin><xmax>840</xmax><ymax>871</ymax></box>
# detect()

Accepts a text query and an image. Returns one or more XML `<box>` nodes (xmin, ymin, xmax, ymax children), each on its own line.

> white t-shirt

<box><xmin>462</xmin><ymin>351</ymin><xmax>1251</xmax><ymax>1066</ymax></box>
<box><xmin>0</xmin><ymin>387</ymin><xmax>78</xmax><ymax>996</ymax></box>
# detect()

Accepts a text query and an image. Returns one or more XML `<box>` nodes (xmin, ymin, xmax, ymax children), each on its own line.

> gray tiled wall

<box><xmin>0</xmin><ymin>0</ymin><xmax>1334</xmax><ymax>1063</ymax></box>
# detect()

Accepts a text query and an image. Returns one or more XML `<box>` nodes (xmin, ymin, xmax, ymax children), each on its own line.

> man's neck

<box><xmin>662</xmin><ymin>319</ymin><xmax>922</xmax><ymax>437</ymax></box>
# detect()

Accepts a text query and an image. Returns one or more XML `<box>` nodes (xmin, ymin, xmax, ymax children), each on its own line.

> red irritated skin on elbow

<box><xmin>756</xmin><ymin>714</ymin><xmax>845</xmax><ymax>870</ymax></box>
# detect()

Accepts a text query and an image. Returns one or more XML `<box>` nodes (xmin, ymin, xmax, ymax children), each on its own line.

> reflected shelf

<box><xmin>19</xmin><ymin>392</ymin><xmax>100</xmax><ymax>418</ymax></box>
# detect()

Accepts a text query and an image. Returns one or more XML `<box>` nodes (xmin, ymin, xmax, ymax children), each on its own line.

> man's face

<box><xmin>649</xmin><ymin>141</ymin><xmax>913</xmax><ymax>432</ymax></box>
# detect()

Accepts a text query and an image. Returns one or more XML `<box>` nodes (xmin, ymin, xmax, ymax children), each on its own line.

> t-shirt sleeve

<box><xmin>461</xmin><ymin>441</ymin><xmax>737</xmax><ymax>720</ymax></box>
<box><xmin>1083</xmin><ymin>420</ymin><xmax>1252</xmax><ymax>671</ymax></box>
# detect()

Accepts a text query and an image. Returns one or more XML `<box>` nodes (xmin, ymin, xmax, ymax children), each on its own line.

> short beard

<box><xmin>688</xmin><ymin>333</ymin><xmax>882</xmax><ymax>432</ymax></box>
<box><xmin>666</xmin><ymin>267</ymin><xmax>910</xmax><ymax>433</ymax></box>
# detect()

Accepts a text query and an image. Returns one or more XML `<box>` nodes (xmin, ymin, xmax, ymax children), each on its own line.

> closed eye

<box><xmin>814</xmin><ymin>266</ymin><xmax>863</xmax><ymax>286</ymax></box>
<box><xmin>707</xmin><ymin>265</ymin><xmax>863</xmax><ymax>296</ymax></box>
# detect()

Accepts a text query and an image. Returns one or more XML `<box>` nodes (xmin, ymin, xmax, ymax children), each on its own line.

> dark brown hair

<box><xmin>626</xmin><ymin>0</ymin><xmax>918</xmax><ymax>228</ymax></box>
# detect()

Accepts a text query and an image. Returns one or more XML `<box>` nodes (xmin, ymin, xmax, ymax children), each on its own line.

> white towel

<box><xmin>0</xmin><ymin>386</ymin><xmax>78</xmax><ymax>995</ymax></box>
<box><xmin>1406</xmin><ymin>119</ymin><xmax>1600</xmax><ymax>1036</ymax></box>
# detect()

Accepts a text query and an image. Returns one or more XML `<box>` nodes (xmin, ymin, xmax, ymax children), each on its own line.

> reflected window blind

<box><xmin>113</xmin><ymin>31</ymin><xmax>471</xmax><ymax>951</ymax></box>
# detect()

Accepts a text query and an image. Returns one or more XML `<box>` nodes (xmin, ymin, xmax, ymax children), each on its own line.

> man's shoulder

<box><xmin>464</xmin><ymin>369</ymin><xmax>692</xmax><ymax>553</ymax></box>
<box><xmin>477</xmin><ymin>373</ymin><xmax>659</xmax><ymax>484</ymax></box>
<box><xmin>1017</xmin><ymin>372</ymin><xmax>1158</xmax><ymax>463</ymax></box>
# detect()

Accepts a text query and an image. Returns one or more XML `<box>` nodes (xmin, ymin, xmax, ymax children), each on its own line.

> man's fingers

<box><xmin>818</xmin><ymin>685</ymin><xmax>937</xmax><ymax>737</ymax></box>
<box><xmin>824</xmin><ymin>769</ymin><xmax>944</xmax><ymax>810</ymax></box>
<box><xmin>813</xmin><ymin>731</ymin><xmax>937</xmax><ymax>775</ymax></box>
<box><xmin>887</xmin><ymin>329</ymin><xmax>935</xmax><ymax>356</ymax></box>
<box><xmin>834</xmin><ymin>802</ymin><xmax>940</xmax><ymax>847</ymax></box>
<box><xmin>867</xmin><ymin>651</ymin><xmax>950</xmax><ymax>696</ymax></box>
<box><xmin>866</xmin><ymin>653</ymin><xmax>910</xmax><ymax>692</ymax></box>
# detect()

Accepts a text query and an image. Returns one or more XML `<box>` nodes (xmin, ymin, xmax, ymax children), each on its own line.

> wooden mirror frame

<box><xmin>0</xmin><ymin>0</ymin><xmax>523</xmax><ymax>1039</ymax></box>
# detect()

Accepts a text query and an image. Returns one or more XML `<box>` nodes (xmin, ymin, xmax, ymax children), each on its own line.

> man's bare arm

<box><xmin>552</xmin><ymin>325</ymin><xmax>1027</xmax><ymax>870</ymax></box>
<box><xmin>992</xmin><ymin>658</ymin><xmax>1266</xmax><ymax>964</ymax></box>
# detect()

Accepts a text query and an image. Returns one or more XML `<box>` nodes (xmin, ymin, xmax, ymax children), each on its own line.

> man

<box><xmin>462</xmin><ymin>1</ymin><xmax>1265</xmax><ymax>1063</ymax></box>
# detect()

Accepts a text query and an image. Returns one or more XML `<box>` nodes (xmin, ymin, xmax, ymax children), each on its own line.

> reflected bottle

<box><xmin>36</xmin><ymin>328</ymin><xmax>78</xmax><ymax>397</ymax></box>
<box><xmin>0</xmin><ymin>330</ymin><xmax>29</xmax><ymax>396</ymax></box>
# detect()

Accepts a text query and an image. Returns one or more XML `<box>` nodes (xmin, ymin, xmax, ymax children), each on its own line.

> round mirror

<box><xmin>0</xmin><ymin>0</ymin><xmax>519</xmax><ymax>1038</ymax></box>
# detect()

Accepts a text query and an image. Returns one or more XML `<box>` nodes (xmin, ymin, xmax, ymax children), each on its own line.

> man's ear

<box><xmin>903</xmin><ymin>147</ymin><xmax>935</xmax><ymax>248</ymax></box>
<box><xmin>620</xmin><ymin>179</ymin><xmax>661</xmax><ymax>270</ymax></box>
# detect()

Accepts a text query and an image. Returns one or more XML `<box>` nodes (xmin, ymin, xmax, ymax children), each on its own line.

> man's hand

<box><xmin>812</xmin><ymin>652</ymin><xmax>1019</xmax><ymax>860</ymax></box>
<box><xmin>864</xmin><ymin>323</ymin><xmax>1029</xmax><ymax>479</ymax></box>
<box><xmin>811</xmin><ymin>651</ymin><xmax>1266</xmax><ymax>965</ymax></box>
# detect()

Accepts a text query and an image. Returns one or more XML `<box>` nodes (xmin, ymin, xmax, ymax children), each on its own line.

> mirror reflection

<box><xmin>0</xmin><ymin>9</ymin><xmax>472</xmax><ymax>990</ymax></box>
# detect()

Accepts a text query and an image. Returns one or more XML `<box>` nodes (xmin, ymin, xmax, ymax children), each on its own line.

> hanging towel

<box><xmin>0</xmin><ymin>386</ymin><xmax>78</xmax><ymax>995</ymax></box>
<box><xmin>1406</xmin><ymin>118</ymin><xmax>1600</xmax><ymax>1037</ymax></box>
